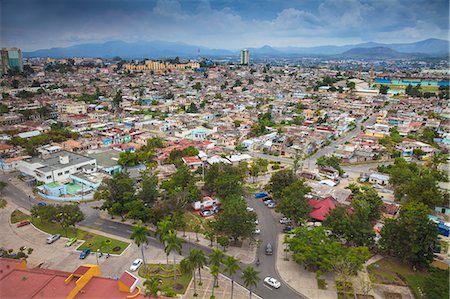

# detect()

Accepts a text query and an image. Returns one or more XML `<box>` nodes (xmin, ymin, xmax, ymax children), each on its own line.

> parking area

<box><xmin>1</xmin><ymin>202</ymin><xmax>171</xmax><ymax>279</ymax></box>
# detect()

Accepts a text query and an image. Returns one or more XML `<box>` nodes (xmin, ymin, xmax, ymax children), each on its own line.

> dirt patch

<box><xmin>384</xmin><ymin>292</ymin><xmax>402</xmax><ymax>299</ymax></box>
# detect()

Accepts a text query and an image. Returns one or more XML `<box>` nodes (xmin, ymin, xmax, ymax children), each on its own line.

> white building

<box><xmin>17</xmin><ymin>148</ymin><xmax>97</xmax><ymax>184</ymax></box>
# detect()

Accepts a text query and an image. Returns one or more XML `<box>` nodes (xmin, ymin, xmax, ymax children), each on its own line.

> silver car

<box><xmin>46</xmin><ymin>234</ymin><xmax>61</xmax><ymax>244</ymax></box>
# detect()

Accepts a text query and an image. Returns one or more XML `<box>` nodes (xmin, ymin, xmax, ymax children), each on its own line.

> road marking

<box><xmin>263</xmin><ymin>284</ymin><xmax>273</xmax><ymax>290</ymax></box>
<box><xmin>108</xmin><ymin>225</ymin><xmax>117</xmax><ymax>229</ymax></box>
<box><xmin>126</xmin><ymin>230</ymin><xmax>132</xmax><ymax>233</ymax></box>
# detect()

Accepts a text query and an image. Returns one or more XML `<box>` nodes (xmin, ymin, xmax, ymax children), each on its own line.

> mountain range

<box><xmin>23</xmin><ymin>38</ymin><xmax>449</xmax><ymax>59</ymax></box>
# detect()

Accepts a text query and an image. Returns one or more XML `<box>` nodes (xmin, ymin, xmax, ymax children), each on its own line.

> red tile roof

<box><xmin>119</xmin><ymin>271</ymin><xmax>137</xmax><ymax>289</ymax></box>
<box><xmin>308</xmin><ymin>197</ymin><xmax>336</xmax><ymax>221</ymax></box>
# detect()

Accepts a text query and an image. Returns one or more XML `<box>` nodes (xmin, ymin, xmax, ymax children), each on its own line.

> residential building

<box><xmin>240</xmin><ymin>49</ymin><xmax>249</xmax><ymax>65</ymax></box>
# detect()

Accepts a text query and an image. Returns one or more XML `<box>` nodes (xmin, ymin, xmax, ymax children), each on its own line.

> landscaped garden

<box><xmin>10</xmin><ymin>209</ymin><xmax>129</xmax><ymax>254</ymax></box>
<box><xmin>367</xmin><ymin>257</ymin><xmax>449</xmax><ymax>299</ymax></box>
<box><xmin>10</xmin><ymin>209</ymin><xmax>30</xmax><ymax>223</ymax></box>
<box><xmin>138</xmin><ymin>263</ymin><xmax>192</xmax><ymax>295</ymax></box>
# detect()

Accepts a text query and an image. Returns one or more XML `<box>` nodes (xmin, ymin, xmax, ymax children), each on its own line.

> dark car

<box><xmin>37</xmin><ymin>202</ymin><xmax>47</xmax><ymax>206</ymax></box>
<box><xmin>262</xmin><ymin>197</ymin><xmax>272</xmax><ymax>203</ymax></box>
<box><xmin>283</xmin><ymin>225</ymin><xmax>294</xmax><ymax>233</ymax></box>
<box><xmin>80</xmin><ymin>248</ymin><xmax>91</xmax><ymax>259</ymax></box>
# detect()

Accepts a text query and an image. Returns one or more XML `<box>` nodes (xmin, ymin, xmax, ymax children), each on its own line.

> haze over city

<box><xmin>1</xmin><ymin>0</ymin><xmax>449</xmax><ymax>51</ymax></box>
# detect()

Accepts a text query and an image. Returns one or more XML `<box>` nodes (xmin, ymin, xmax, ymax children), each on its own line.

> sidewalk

<box><xmin>97</xmin><ymin>209</ymin><xmax>257</xmax><ymax>264</ymax></box>
<box><xmin>275</xmin><ymin>235</ymin><xmax>337</xmax><ymax>299</ymax></box>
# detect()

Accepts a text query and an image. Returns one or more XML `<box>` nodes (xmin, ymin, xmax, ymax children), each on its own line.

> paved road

<box><xmin>1</xmin><ymin>173</ymin><xmax>304</xmax><ymax>299</ymax></box>
<box><xmin>251</xmin><ymin>104</ymin><xmax>390</xmax><ymax>171</ymax></box>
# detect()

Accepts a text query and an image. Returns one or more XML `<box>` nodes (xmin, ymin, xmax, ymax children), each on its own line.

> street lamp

<box><xmin>201</xmin><ymin>156</ymin><xmax>207</xmax><ymax>181</ymax></box>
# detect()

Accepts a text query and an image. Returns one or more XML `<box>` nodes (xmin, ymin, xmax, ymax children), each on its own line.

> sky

<box><xmin>1</xmin><ymin>0</ymin><xmax>449</xmax><ymax>51</ymax></box>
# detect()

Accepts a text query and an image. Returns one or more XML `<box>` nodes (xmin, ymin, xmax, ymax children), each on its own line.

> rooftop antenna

<box><xmin>369</xmin><ymin>64</ymin><xmax>374</xmax><ymax>87</ymax></box>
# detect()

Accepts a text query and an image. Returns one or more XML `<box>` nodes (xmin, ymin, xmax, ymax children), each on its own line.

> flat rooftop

<box><xmin>28</xmin><ymin>150</ymin><xmax>95</xmax><ymax>173</ymax></box>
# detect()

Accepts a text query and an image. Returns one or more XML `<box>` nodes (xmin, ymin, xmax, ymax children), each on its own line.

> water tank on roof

<box><xmin>59</xmin><ymin>155</ymin><xmax>70</xmax><ymax>164</ymax></box>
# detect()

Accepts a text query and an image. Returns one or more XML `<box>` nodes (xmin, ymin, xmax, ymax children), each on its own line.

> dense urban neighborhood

<box><xmin>0</xmin><ymin>40</ymin><xmax>449</xmax><ymax>299</ymax></box>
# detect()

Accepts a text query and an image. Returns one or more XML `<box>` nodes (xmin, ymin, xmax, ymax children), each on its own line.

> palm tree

<box><xmin>223</xmin><ymin>256</ymin><xmax>241</xmax><ymax>299</ymax></box>
<box><xmin>190</xmin><ymin>249</ymin><xmax>207</xmax><ymax>285</ymax></box>
<box><xmin>164</xmin><ymin>230</ymin><xmax>182</xmax><ymax>281</ymax></box>
<box><xmin>242</xmin><ymin>266</ymin><xmax>259</xmax><ymax>299</ymax></box>
<box><xmin>130</xmin><ymin>220</ymin><xmax>149</xmax><ymax>274</ymax></box>
<box><xmin>143</xmin><ymin>277</ymin><xmax>161</xmax><ymax>298</ymax></box>
<box><xmin>209</xmin><ymin>248</ymin><xmax>224</xmax><ymax>287</ymax></box>
<box><xmin>210</xmin><ymin>265</ymin><xmax>219</xmax><ymax>297</ymax></box>
<box><xmin>155</xmin><ymin>216</ymin><xmax>173</xmax><ymax>245</ymax></box>
<box><xmin>180</xmin><ymin>257</ymin><xmax>197</xmax><ymax>297</ymax></box>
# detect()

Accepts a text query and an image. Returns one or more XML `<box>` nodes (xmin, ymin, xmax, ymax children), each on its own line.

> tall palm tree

<box><xmin>190</xmin><ymin>249</ymin><xmax>207</xmax><ymax>285</ymax></box>
<box><xmin>164</xmin><ymin>230</ymin><xmax>182</xmax><ymax>281</ymax></box>
<box><xmin>242</xmin><ymin>266</ymin><xmax>259</xmax><ymax>299</ymax></box>
<box><xmin>209</xmin><ymin>248</ymin><xmax>224</xmax><ymax>287</ymax></box>
<box><xmin>210</xmin><ymin>265</ymin><xmax>219</xmax><ymax>297</ymax></box>
<box><xmin>223</xmin><ymin>256</ymin><xmax>241</xmax><ymax>299</ymax></box>
<box><xmin>155</xmin><ymin>216</ymin><xmax>173</xmax><ymax>245</ymax></box>
<box><xmin>143</xmin><ymin>277</ymin><xmax>161</xmax><ymax>298</ymax></box>
<box><xmin>180</xmin><ymin>257</ymin><xmax>197</xmax><ymax>296</ymax></box>
<box><xmin>130</xmin><ymin>220</ymin><xmax>149</xmax><ymax>274</ymax></box>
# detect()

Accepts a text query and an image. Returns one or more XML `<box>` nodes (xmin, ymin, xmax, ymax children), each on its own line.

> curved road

<box><xmin>1</xmin><ymin>171</ymin><xmax>305</xmax><ymax>299</ymax></box>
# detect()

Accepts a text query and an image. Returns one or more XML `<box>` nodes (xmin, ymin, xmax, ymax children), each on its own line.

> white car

<box><xmin>254</xmin><ymin>219</ymin><xmax>259</xmax><ymax>225</ymax></box>
<box><xmin>246</xmin><ymin>206</ymin><xmax>254</xmax><ymax>212</ymax></box>
<box><xmin>130</xmin><ymin>259</ymin><xmax>143</xmax><ymax>271</ymax></box>
<box><xmin>254</xmin><ymin>228</ymin><xmax>261</xmax><ymax>234</ymax></box>
<box><xmin>279</xmin><ymin>217</ymin><xmax>292</xmax><ymax>224</ymax></box>
<box><xmin>264</xmin><ymin>276</ymin><xmax>281</xmax><ymax>289</ymax></box>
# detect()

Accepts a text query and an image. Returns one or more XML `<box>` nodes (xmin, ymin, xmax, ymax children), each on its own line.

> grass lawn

<box><xmin>139</xmin><ymin>263</ymin><xmax>192</xmax><ymax>295</ymax></box>
<box><xmin>317</xmin><ymin>278</ymin><xmax>327</xmax><ymax>290</ymax></box>
<box><xmin>374</xmin><ymin>84</ymin><xmax>439</xmax><ymax>92</ymax></box>
<box><xmin>184</xmin><ymin>211</ymin><xmax>207</xmax><ymax>234</ymax></box>
<box><xmin>10</xmin><ymin>209</ymin><xmax>31</xmax><ymax>223</ymax></box>
<box><xmin>31</xmin><ymin>217</ymin><xmax>129</xmax><ymax>254</ymax></box>
<box><xmin>439</xmin><ymin>239</ymin><xmax>449</xmax><ymax>253</ymax></box>
<box><xmin>367</xmin><ymin>257</ymin><xmax>448</xmax><ymax>299</ymax></box>
<box><xmin>0</xmin><ymin>198</ymin><xmax>7</xmax><ymax>209</ymax></box>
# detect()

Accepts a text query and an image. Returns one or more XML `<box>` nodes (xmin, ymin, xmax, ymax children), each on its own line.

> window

<box><xmin>65</xmin><ymin>170</ymin><xmax>69</xmax><ymax>174</ymax></box>
<box><xmin>46</xmin><ymin>176</ymin><xmax>52</xmax><ymax>179</ymax></box>
<box><xmin>57</xmin><ymin>172</ymin><xmax>63</xmax><ymax>176</ymax></box>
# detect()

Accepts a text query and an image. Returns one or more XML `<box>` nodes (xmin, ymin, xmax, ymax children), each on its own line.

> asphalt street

<box><xmin>1</xmin><ymin>173</ymin><xmax>305</xmax><ymax>299</ymax></box>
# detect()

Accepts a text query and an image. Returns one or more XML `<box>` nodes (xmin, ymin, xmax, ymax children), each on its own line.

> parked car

<box><xmin>66</xmin><ymin>237</ymin><xmax>77</xmax><ymax>247</ymax></box>
<box><xmin>262</xmin><ymin>197</ymin><xmax>272</xmax><ymax>203</ymax></box>
<box><xmin>130</xmin><ymin>259</ymin><xmax>143</xmax><ymax>271</ymax></box>
<box><xmin>17</xmin><ymin>220</ymin><xmax>31</xmax><ymax>228</ymax></box>
<box><xmin>279</xmin><ymin>217</ymin><xmax>292</xmax><ymax>224</ymax></box>
<box><xmin>246</xmin><ymin>206</ymin><xmax>254</xmax><ymax>212</ymax></box>
<box><xmin>200</xmin><ymin>209</ymin><xmax>214</xmax><ymax>217</ymax></box>
<box><xmin>46</xmin><ymin>234</ymin><xmax>60</xmax><ymax>244</ymax></box>
<box><xmin>283</xmin><ymin>225</ymin><xmax>294</xmax><ymax>233</ymax></box>
<box><xmin>79</xmin><ymin>248</ymin><xmax>91</xmax><ymax>259</ymax></box>
<box><xmin>254</xmin><ymin>228</ymin><xmax>261</xmax><ymax>234</ymax></box>
<box><xmin>255</xmin><ymin>192</ymin><xmax>268</xmax><ymax>198</ymax></box>
<box><xmin>264</xmin><ymin>276</ymin><xmax>281</xmax><ymax>289</ymax></box>
<box><xmin>265</xmin><ymin>243</ymin><xmax>273</xmax><ymax>255</ymax></box>
<box><xmin>341</xmin><ymin>173</ymin><xmax>349</xmax><ymax>178</ymax></box>
<box><xmin>212</xmin><ymin>206</ymin><xmax>223</xmax><ymax>214</ymax></box>
<box><xmin>267</xmin><ymin>201</ymin><xmax>276</xmax><ymax>208</ymax></box>
<box><xmin>37</xmin><ymin>202</ymin><xmax>47</xmax><ymax>206</ymax></box>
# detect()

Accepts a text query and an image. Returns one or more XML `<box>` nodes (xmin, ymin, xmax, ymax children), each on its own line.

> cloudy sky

<box><xmin>1</xmin><ymin>0</ymin><xmax>449</xmax><ymax>51</ymax></box>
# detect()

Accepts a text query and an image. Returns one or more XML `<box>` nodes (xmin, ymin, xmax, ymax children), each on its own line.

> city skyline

<box><xmin>1</xmin><ymin>0</ymin><xmax>449</xmax><ymax>51</ymax></box>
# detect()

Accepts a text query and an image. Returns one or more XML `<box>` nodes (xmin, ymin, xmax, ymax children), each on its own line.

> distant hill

<box><xmin>24</xmin><ymin>38</ymin><xmax>449</xmax><ymax>59</ymax></box>
<box><xmin>339</xmin><ymin>47</ymin><xmax>415</xmax><ymax>59</ymax></box>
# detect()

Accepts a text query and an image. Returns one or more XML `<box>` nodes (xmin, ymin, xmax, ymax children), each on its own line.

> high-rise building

<box><xmin>0</xmin><ymin>48</ymin><xmax>24</xmax><ymax>75</ymax></box>
<box><xmin>240</xmin><ymin>49</ymin><xmax>249</xmax><ymax>65</ymax></box>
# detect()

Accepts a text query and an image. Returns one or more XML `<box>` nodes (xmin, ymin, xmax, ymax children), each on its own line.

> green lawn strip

<box><xmin>184</xmin><ymin>211</ymin><xmax>207</xmax><ymax>233</ymax></box>
<box><xmin>31</xmin><ymin>217</ymin><xmax>128</xmax><ymax>254</ymax></box>
<box><xmin>367</xmin><ymin>257</ymin><xmax>438</xmax><ymax>299</ymax></box>
<box><xmin>139</xmin><ymin>263</ymin><xmax>192</xmax><ymax>295</ymax></box>
<box><xmin>439</xmin><ymin>240</ymin><xmax>449</xmax><ymax>253</ymax></box>
<box><xmin>10</xmin><ymin>209</ymin><xmax>31</xmax><ymax>223</ymax></box>
<box><xmin>317</xmin><ymin>277</ymin><xmax>327</xmax><ymax>290</ymax></box>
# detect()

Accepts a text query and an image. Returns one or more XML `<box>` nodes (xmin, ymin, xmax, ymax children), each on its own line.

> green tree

<box><xmin>209</xmin><ymin>248</ymin><xmax>224</xmax><ymax>286</ymax></box>
<box><xmin>347</xmin><ymin>184</ymin><xmax>383</xmax><ymax>220</ymax></box>
<box><xmin>180</xmin><ymin>255</ymin><xmax>198</xmax><ymax>296</ymax></box>
<box><xmin>164</xmin><ymin>230</ymin><xmax>183</xmax><ymax>280</ymax></box>
<box><xmin>113</xmin><ymin>89</ymin><xmax>123</xmax><ymax>109</ymax></box>
<box><xmin>138</xmin><ymin>173</ymin><xmax>159</xmax><ymax>205</ymax></box>
<box><xmin>241</xmin><ymin>266</ymin><xmax>259</xmax><ymax>299</ymax></box>
<box><xmin>143</xmin><ymin>277</ymin><xmax>161</xmax><ymax>298</ymax></box>
<box><xmin>97</xmin><ymin>171</ymin><xmax>135</xmax><ymax>220</ymax></box>
<box><xmin>266</xmin><ymin>169</ymin><xmax>296</xmax><ymax>199</ymax></box>
<box><xmin>155</xmin><ymin>216</ymin><xmax>173</xmax><ymax>246</ymax></box>
<box><xmin>214</xmin><ymin>197</ymin><xmax>256</xmax><ymax>242</ymax></box>
<box><xmin>317</xmin><ymin>155</ymin><xmax>344</xmax><ymax>175</ymax></box>
<box><xmin>190</xmin><ymin>249</ymin><xmax>207</xmax><ymax>285</ymax></box>
<box><xmin>380</xmin><ymin>201</ymin><xmax>438</xmax><ymax>266</ymax></box>
<box><xmin>210</xmin><ymin>264</ymin><xmax>219</xmax><ymax>297</ymax></box>
<box><xmin>223</xmin><ymin>256</ymin><xmax>241</xmax><ymax>299</ymax></box>
<box><xmin>130</xmin><ymin>220</ymin><xmax>149</xmax><ymax>274</ymax></box>
<box><xmin>217</xmin><ymin>235</ymin><xmax>230</xmax><ymax>252</ymax></box>
<box><xmin>187</xmin><ymin>103</ymin><xmax>199</xmax><ymax>113</ymax></box>
<box><xmin>276</xmin><ymin>179</ymin><xmax>312</xmax><ymax>224</ymax></box>
<box><xmin>379</xmin><ymin>85</ymin><xmax>389</xmax><ymax>94</ymax></box>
